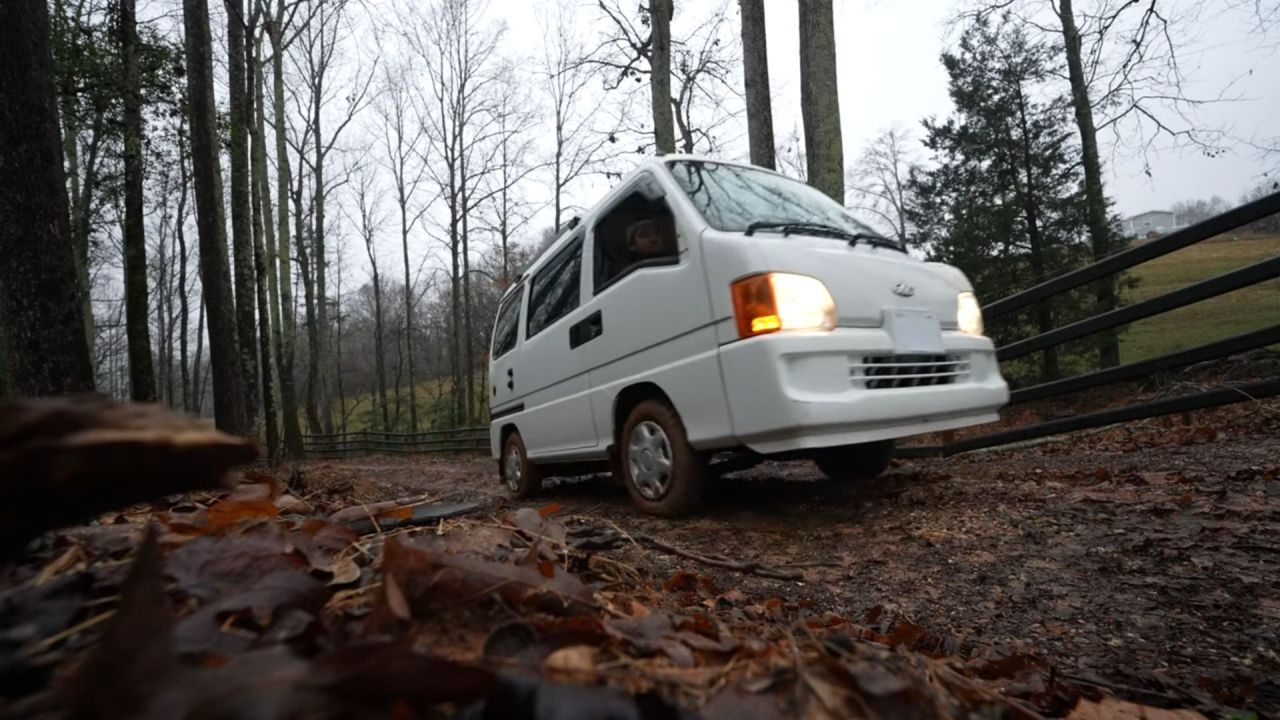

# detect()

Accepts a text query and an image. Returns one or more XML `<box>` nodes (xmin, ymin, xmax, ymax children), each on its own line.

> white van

<box><xmin>488</xmin><ymin>156</ymin><xmax>1008</xmax><ymax>516</ymax></box>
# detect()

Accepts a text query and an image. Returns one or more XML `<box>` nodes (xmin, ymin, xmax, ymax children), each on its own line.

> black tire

<box><xmin>619</xmin><ymin>400</ymin><xmax>705</xmax><ymax>517</ymax></box>
<box><xmin>501</xmin><ymin>432</ymin><xmax>542</xmax><ymax>498</ymax></box>
<box><xmin>812</xmin><ymin>440</ymin><xmax>895</xmax><ymax>482</ymax></box>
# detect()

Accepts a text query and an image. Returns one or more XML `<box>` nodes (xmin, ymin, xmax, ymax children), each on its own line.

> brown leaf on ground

<box><xmin>380</xmin><ymin>537</ymin><xmax>594</xmax><ymax>616</ymax></box>
<box><xmin>173</xmin><ymin>568</ymin><xmax>328</xmax><ymax>655</ymax></box>
<box><xmin>0</xmin><ymin>397</ymin><xmax>257</xmax><ymax>557</ymax></box>
<box><xmin>166</xmin><ymin>532</ymin><xmax>309</xmax><ymax>602</ymax></box>
<box><xmin>1066</xmin><ymin>697</ymin><xmax>1208</xmax><ymax>720</ymax></box>
<box><xmin>64</xmin><ymin>527</ymin><xmax>175</xmax><ymax>718</ymax></box>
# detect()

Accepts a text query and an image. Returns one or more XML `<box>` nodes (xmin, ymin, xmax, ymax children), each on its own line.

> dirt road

<box><xmin>297</xmin><ymin>415</ymin><xmax>1280</xmax><ymax>712</ymax></box>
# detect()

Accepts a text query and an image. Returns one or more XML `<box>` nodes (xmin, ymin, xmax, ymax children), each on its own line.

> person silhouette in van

<box><xmin>626</xmin><ymin>219</ymin><xmax>673</xmax><ymax>260</ymax></box>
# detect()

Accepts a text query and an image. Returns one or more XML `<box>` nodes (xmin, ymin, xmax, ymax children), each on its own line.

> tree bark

<box><xmin>798</xmin><ymin>0</ymin><xmax>844</xmax><ymax>202</ymax></box>
<box><xmin>1013</xmin><ymin>80</ymin><xmax>1060</xmax><ymax>382</ymax></box>
<box><xmin>266</xmin><ymin>6</ymin><xmax>304</xmax><ymax>456</ymax></box>
<box><xmin>648</xmin><ymin>0</ymin><xmax>676</xmax><ymax>155</ymax></box>
<box><xmin>178</xmin><ymin>150</ymin><xmax>191</xmax><ymax>411</ymax></box>
<box><xmin>739</xmin><ymin>0</ymin><xmax>775</xmax><ymax>169</ymax></box>
<box><xmin>247</xmin><ymin>25</ymin><xmax>279</xmax><ymax>462</ymax></box>
<box><xmin>1056</xmin><ymin>0</ymin><xmax>1121</xmax><ymax>368</ymax></box>
<box><xmin>398</xmin><ymin>182</ymin><xmax>418</xmax><ymax>433</ymax></box>
<box><xmin>312</xmin><ymin>34</ymin><xmax>333</xmax><ymax>435</ymax></box>
<box><xmin>120</xmin><ymin>0</ymin><xmax>157</xmax><ymax>402</ymax></box>
<box><xmin>183</xmin><ymin>0</ymin><xmax>247</xmax><ymax>433</ymax></box>
<box><xmin>225</xmin><ymin>0</ymin><xmax>259</xmax><ymax>427</ymax></box>
<box><xmin>0</xmin><ymin>0</ymin><xmax>96</xmax><ymax>396</ymax></box>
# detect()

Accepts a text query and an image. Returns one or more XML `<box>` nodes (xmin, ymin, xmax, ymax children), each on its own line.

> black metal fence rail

<box><xmin>303</xmin><ymin>427</ymin><xmax>489</xmax><ymax>458</ymax></box>
<box><xmin>903</xmin><ymin>189</ymin><xmax>1280</xmax><ymax>458</ymax></box>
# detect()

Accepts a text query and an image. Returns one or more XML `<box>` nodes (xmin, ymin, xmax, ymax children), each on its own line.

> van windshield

<box><xmin>666</xmin><ymin>160</ymin><xmax>891</xmax><ymax>245</ymax></box>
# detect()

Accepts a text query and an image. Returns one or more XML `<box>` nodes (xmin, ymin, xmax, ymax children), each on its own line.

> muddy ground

<box><xmin>298</xmin><ymin>408</ymin><xmax>1280</xmax><ymax>712</ymax></box>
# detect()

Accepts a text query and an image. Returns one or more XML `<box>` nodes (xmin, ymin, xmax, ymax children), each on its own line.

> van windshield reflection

<box><xmin>666</xmin><ymin>160</ymin><xmax>900</xmax><ymax>249</ymax></box>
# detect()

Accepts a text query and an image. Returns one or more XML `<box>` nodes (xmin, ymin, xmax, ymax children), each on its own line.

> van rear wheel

<box><xmin>812</xmin><ymin>440</ymin><xmax>895</xmax><ymax>482</ymax></box>
<box><xmin>501</xmin><ymin>432</ymin><xmax>542</xmax><ymax>498</ymax></box>
<box><xmin>620</xmin><ymin>400</ymin><xmax>705</xmax><ymax>517</ymax></box>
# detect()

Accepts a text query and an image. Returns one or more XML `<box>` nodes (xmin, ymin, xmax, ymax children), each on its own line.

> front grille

<box><xmin>851</xmin><ymin>354</ymin><xmax>969</xmax><ymax>389</ymax></box>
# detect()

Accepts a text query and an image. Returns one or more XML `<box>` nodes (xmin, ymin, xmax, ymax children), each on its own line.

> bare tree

<box><xmin>538</xmin><ymin>1</ymin><xmax>626</xmax><ymax>231</ymax></box>
<box><xmin>119</xmin><ymin>0</ymin><xmax>156</xmax><ymax>401</ymax></box>
<box><xmin>263</xmin><ymin>0</ymin><xmax>307</xmax><ymax>455</ymax></box>
<box><xmin>739</xmin><ymin>0</ymin><xmax>774</xmax><ymax>168</ymax></box>
<box><xmin>351</xmin><ymin>168</ymin><xmax>390</xmax><ymax>431</ymax></box>
<box><xmin>227</xmin><ymin>0</ymin><xmax>260</xmax><ymax>426</ymax></box>
<box><xmin>401</xmin><ymin>0</ymin><xmax>505</xmax><ymax>425</ymax></box>
<box><xmin>847</xmin><ymin>126</ymin><xmax>918</xmax><ymax>243</ymax></box>
<box><xmin>0</xmin><ymin>0</ymin><xmax>96</xmax><ymax>396</ymax></box>
<box><xmin>798</xmin><ymin>0</ymin><xmax>844</xmax><ymax>202</ymax></box>
<box><xmin>288</xmin><ymin>0</ymin><xmax>376</xmax><ymax>433</ymax></box>
<box><xmin>375</xmin><ymin>60</ymin><xmax>430</xmax><ymax>432</ymax></box>
<box><xmin>183</xmin><ymin>0</ymin><xmax>247</xmax><ymax>433</ymax></box>
<box><xmin>595</xmin><ymin>0</ymin><xmax>743</xmax><ymax>156</ymax></box>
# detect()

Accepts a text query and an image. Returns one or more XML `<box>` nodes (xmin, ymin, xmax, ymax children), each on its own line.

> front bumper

<box><xmin>717</xmin><ymin>328</ymin><xmax>1008</xmax><ymax>454</ymax></box>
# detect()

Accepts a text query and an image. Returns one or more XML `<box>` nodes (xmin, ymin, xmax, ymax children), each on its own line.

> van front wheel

<box><xmin>501</xmin><ymin>432</ymin><xmax>542</xmax><ymax>498</ymax></box>
<box><xmin>812</xmin><ymin>440</ymin><xmax>895</xmax><ymax>482</ymax></box>
<box><xmin>620</xmin><ymin>400</ymin><xmax>705</xmax><ymax>517</ymax></box>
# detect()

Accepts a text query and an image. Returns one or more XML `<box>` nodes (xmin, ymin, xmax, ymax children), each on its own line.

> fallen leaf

<box><xmin>542</xmin><ymin>644</ymin><xmax>595</xmax><ymax>675</ymax></box>
<box><xmin>1066</xmin><ymin>697</ymin><xmax>1207</xmax><ymax>719</ymax></box>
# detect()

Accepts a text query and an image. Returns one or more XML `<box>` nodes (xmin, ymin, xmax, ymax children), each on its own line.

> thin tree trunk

<box><xmin>0</xmin><ymin>0</ymin><xmax>95</xmax><ymax>395</ymax></box>
<box><xmin>739</xmin><ymin>0</ymin><xmax>775</xmax><ymax>169</ymax></box>
<box><xmin>294</xmin><ymin>149</ymin><xmax>323</xmax><ymax>434</ymax></box>
<box><xmin>312</xmin><ymin>36</ymin><xmax>333</xmax><ymax>436</ymax></box>
<box><xmin>248</xmin><ymin>25</ymin><xmax>279</xmax><ymax>461</ymax></box>
<box><xmin>183</xmin><ymin>0</ymin><xmax>247</xmax><ymax>433</ymax></box>
<box><xmin>120</xmin><ymin>0</ymin><xmax>157</xmax><ymax>402</ymax></box>
<box><xmin>267</xmin><ymin>7</ymin><xmax>304</xmax><ymax>456</ymax></box>
<box><xmin>648</xmin><ymin>0</ymin><xmax>675</xmax><ymax>155</ymax></box>
<box><xmin>1014</xmin><ymin>80</ymin><xmax>1060</xmax><ymax>382</ymax></box>
<box><xmin>1057</xmin><ymin>0</ymin><xmax>1120</xmax><ymax>368</ymax></box>
<box><xmin>177</xmin><ymin>123</ymin><xmax>192</xmax><ymax>411</ymax></box>
<box><xmin>193</xmin><ymin>291</ymin><xmax>205</xmax><ymax>413</ymax></box>
<box><xmin>798</xmin><ymin>0</ymin><xmax>844</xmax><ymax>202</ymax></box>
<box><xmin>225</xmin><ymin>0</ymin><xmax>259</xmax><ymax>429</ymax></box>
<box><xmin>399</xmin><ymin>184</ymin><xmax>418</xmax><ymax>433</ymax></box>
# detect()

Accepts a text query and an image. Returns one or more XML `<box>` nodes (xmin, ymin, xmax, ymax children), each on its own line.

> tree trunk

<box><xmin>248</xmin><ymin>27</ymin><xmax>279</xmax><ymax>462</ymax></box>
<box><xmin>267</xmin><ymin>9</ymin><xmax>304</xmax><ymax>456</ymax></box>
<box><xmin>295</xmin><ymin>165</ymin><xmax>322</xmax><ymax>434</ymax></box>
<box><xmin>399</xmin><ymin>188</ymin><xmax>418</xmax><ymax>433</ymax></box>
<box><xmin>648</xmin><ymin>0</ymin><xmax>675</xmax><ymax>155</ymax></box>
<box><xmin>183</xmin><ymin>0</ymin><xmax>247</xmax><ymax>433</ymax></box>
<box><xmin>120</xmin><ymin>0</ymin><xmax>157</xmax><ymax>402</ymax></box>
<box><xmin>370</xmin><ymin>256</ymin><xmax>389</xmax><ymax>432</ymax></box>
<box><xmin>798</xmin><ymin>0</ymin><xmax>844</xmax><ymax>202</ymax></box>
<box><xmin>1014</xmin><ymin>80</ymin><xmax>1060</xmax><ymax>382</ymax></box>
<box><xmin>312</xmin><ymin>41</ymin><xmax>333</xmax><ymax>435</ymax></box>
<box><xmin>177</xmin><ymin>122</ymin><xmax>192</xmax><ymax>411</ymax></box>
<box><xmin>225</xmin><ymin>0</ymin><xmax>259</xmax><ymax>428</ymax></box>
<box><xmin>0</xmin><ymin>0</ymin><xmax>95</xmax><ymax>396</ymax></box>
<box><xmin>739</xmin><ymin>0</ymin><xmax>775</xmax><ymax>169</ymax></box>
<box><xmin>1057</xmin><ymin>0</ymin><xmax>1120</xmax><ymax>368</ymax></box>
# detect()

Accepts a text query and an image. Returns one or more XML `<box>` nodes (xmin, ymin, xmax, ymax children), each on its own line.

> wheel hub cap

<box><xmin>504</xmin><ymin>449</ymin><xmax>522</xmax><ymax>491</ymax></box>
<box><xmin>628</xmin><ymin>421</ymin><xmax>673</xmax><ymax>501</ymax></box>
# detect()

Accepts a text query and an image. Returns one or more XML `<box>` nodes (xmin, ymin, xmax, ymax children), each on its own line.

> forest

<box><xmin>1</xmin><ymin>0</ymin><xmax>1276</xmax><ymax>459</ymax></box>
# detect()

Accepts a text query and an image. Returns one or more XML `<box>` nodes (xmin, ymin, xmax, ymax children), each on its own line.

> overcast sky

<box><xmin>504</xmin><ymin>0</ymin><xmax>1277</xmax><ymax>219</ymax></box>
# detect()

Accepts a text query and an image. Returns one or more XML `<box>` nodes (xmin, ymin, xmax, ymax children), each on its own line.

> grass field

<box><xmin>1119</xmin><ymin>233</ymin><xmax>1280</xmax><ymax>363</ymax></box>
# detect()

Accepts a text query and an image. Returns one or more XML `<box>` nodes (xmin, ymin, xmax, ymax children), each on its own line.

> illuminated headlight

<box><xmin>731</xmin><ymin>273</ymin><xmax>837</xmax><ymax>338</ymax></box>
<box><xmin>957</xmin><ymin>291</ymin><xmax>984</xmax><ymax>337</ymax></box>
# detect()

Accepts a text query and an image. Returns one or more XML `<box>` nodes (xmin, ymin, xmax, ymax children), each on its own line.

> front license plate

<box><xmin>885</xmin><ymin>310</ymin><xmax>944</xmax><ymax>354</ymax></box>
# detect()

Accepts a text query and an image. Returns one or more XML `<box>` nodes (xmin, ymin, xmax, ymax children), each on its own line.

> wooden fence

<box><xmin>302</xmin><ymin>427</ymin><xmax>489</xmax><ymax>458</ymax></box>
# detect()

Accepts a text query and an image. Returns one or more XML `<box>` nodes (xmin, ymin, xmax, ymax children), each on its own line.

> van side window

<box><xmin>527</xmin><ymin>235</ymin><xmax>583</xmax><ymax>338</ymax></box>
<box><xmin>491</xmin><ymin>287</ymin><xmax>522</xmax><ymax>358</ymax></box>
<box><xmin>593</xmin><ymin>180</ymin><xmax>678</xmax><ymax>292</ymax></box>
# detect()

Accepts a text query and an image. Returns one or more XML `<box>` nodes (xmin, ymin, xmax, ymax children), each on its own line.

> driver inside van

<box><xmin>626</xmin><ymin>219</ymin><xmax>674</xmax><ymax>260</ymax></box>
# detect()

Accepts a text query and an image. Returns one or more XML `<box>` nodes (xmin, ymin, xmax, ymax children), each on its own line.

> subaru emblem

<box><xmin>892</xmin><ymin>282</ymin><xmax>915</xmax><ymax>297</ymax></box>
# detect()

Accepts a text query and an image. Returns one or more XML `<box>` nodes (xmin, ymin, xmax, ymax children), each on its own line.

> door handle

<box><xmin>569</xmin><ymin>310</ymin><xmax>603</xmax><ymax>349</ymax></box>
<box><xmin>507</xmin><ymin>367</ymin><xmax>514</xmax><ymax>391</ymax></box>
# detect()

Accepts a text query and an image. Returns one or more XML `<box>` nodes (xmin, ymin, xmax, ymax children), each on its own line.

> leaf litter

<box><xmin>2</xmin><ymin>395</ymin><xmax>1277</xmax><ymax>717</ymax></box>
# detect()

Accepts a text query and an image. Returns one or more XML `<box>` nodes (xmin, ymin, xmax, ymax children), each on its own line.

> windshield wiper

<box><xmin>745</xmin><ymin>221</ymin><xmax>905</xmax><ymax>252</ymax></box>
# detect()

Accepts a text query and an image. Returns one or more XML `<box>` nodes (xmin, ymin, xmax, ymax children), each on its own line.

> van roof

<box><xmin>517</xmin><ymin>155</ymin><xmax>775</xmax><ymax>283</ymax></box>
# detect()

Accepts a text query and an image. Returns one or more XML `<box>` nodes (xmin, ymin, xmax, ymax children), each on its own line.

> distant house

<box><xmin>1121</xmin><ymin>210</ymin><xmax>1179</xmax><ymax>238</ymax></box>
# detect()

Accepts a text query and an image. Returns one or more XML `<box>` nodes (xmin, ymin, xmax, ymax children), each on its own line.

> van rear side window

<box><xmin>491</xmin><ymin>289</ymin><xmax>521</xmax><ymax>358</ymax></box>
<box><xmin>527</xmin><ymin>236</ymin><xmax>583</xmax><ymax>338</ymax></box>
